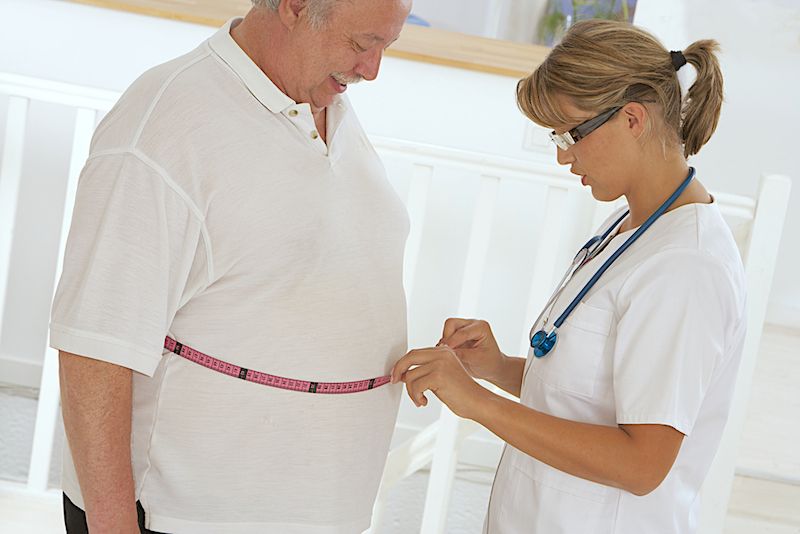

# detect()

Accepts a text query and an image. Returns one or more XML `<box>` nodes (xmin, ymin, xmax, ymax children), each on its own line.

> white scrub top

<box><xmin>485</xmin><ymin>201</ymin><xmax>746</xmax><ymax>534</ymax></box>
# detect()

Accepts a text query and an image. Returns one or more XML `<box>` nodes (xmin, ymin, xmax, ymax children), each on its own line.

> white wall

<box><xmin>410</xmin><ymin>0</ymin><xmax>550</xmax><ymax>42</ymax></box>
<box><xmin>407</xmin><ymin>0</ymin><xmax>491</xmax><ymax>36</ymax></box>
<box><xmin>634</xmin><ymin>0</ymin><xmax>800</xmax><ymax>328</ymax></box>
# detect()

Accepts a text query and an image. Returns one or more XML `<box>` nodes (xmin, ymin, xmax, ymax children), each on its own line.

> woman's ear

<box><xmin>622</xmin><ymin>102</ymin><xmax>648</xmax><ymax>140</ymax></box>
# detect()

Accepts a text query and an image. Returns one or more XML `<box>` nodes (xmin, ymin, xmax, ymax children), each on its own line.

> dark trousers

<box><xmin>63</xmin><ymin>493</ymin><xmax>169</xmax><ymax>534</ymax></box>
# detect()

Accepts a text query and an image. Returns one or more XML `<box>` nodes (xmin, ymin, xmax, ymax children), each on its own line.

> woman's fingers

<box><xmin>406</xmin><ymin>372</ymin><xmax>440</xmax><ymax>408</ymax></box>
<box><xmin>402</xmin><ymin>364</ymin><xmax>436</xmax><ymax>406</ymax></box>
<box><xmin>441</xmin><ymin>317</ymin><xmax>474</xmax><ymax>342</ymax></box>
<box><xmin>392</xmin><ymin>348</ymin><xmax>455</xmax><ymax>407</ymax></box>
<box><xmin>391</xmin><ymin>348</ymin><xmax>437</xmax><ymax>383</ymax></box>
<box><xmin>442</xmin><ymin>319</ymin><xmax>490</xmax><ymax>350</ymax></box>
<box><xmin>393</xmin><ymin>347</ymin><xmax>481</xmax><ymax>417</ymax></box>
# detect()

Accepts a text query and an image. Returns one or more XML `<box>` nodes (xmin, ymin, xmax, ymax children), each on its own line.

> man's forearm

<box><xmin>59</xmin><ymin>351</ymin><xmax>139</xmax><ymax>533</ymax></box>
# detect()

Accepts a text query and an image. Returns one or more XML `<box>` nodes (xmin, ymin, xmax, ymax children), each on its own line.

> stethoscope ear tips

<box><xmin>531</xmin><ymin>330</ymin><xmax>557</xmax><ymax>358</ymax></box>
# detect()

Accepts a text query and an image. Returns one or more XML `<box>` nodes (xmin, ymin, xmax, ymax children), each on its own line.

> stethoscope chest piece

<box><xmin>531</xmin><ymin>329</ymin><xmax>557</xmax><ymax>358</ymax></box>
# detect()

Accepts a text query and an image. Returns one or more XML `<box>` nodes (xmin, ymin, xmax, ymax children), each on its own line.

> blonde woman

<box><xmin>392</xmin><ymin>20</ymin><xmax>746</xmax><ymax>533</ymax></box>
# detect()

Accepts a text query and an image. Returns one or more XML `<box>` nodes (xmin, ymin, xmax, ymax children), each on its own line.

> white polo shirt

<box><xmin>485</xmin><ymin>201</ymin><xmax>747</xmax><ymax>534</ymax></box>
<box><xmin>50</xmin><ymin>19</ymin><xmax>409</xmax><ymax>534</ymax></box>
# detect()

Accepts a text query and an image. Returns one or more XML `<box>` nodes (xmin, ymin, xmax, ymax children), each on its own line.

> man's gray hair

<box><xmin>251</xmin><ymin>0</ymin><xmax>339</xmax><ymax>29</ymax></box>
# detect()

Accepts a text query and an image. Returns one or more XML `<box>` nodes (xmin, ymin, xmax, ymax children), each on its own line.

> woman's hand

<box><xmin>439</xmin><ymin>318</ymin><xmax>507</xmax><ymax>383</ymax></box>
<box><xmin>390</xmin><ymin>345</ymin><xmax>487</xmax><ymax>420</ymax></box>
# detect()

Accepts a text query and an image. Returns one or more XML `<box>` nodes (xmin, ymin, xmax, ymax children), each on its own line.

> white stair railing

<box><xmin>419</xmin><ymin>174</ymin><xmax>500</xmax><ymax>533</ymax></box>
<box><xmin>27</xmin><ymin>106</ymin><xmax>104</xmax><ymax>492</ymax></box>
<box><xmin>402</xmin><ymin>163</ymin><xmax>434</xmax><ymax>299</ymax></box>
<box><xmin>0</xmin><ymin>73</ymin><xmax>118</xmax><ymax>492</ymax></box>
<box><xmin>368</xmin><ymin>138</ymin><xmax>788</xmax><ymax>534</ymax></box>
<box><xmin>698</xmin><ymin>174</ymin><xmax>792</xmax><ymax>534</ymax></box>
<box><xmin>0</xmin><ymin>95</ymin><xmax>29</xmax><ymax>338</ymax></box>
<box><xmin>368</xmin><ymin>138</ymin><xmax>590</xmax><ymax>532</ymax></box>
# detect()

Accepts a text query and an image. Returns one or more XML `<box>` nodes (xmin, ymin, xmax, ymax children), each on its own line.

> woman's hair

<box><xmin>517</xmin><ymin>19</ymin><xmax>723</xmax><ymax>158</ymax></box>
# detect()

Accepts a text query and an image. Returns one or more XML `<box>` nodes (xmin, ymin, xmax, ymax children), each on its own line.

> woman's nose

<box><xmin>556</xmin><ymin>146</ymin><xmax>574</xmax><ymax>165</ymax></box>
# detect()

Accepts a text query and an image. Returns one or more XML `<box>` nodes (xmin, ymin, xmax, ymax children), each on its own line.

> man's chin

<box><xmin>311</xmin><ymin>93</ymin><xmax>337</xmax><ymax>112</ymax></box>
<box><xmin>308</xmin><ymin>103</ymin><xmax>328</xmax><ymax>115</ymax></box>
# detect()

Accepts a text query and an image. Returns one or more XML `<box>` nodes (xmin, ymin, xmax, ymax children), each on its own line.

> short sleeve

<box><xmin>612</xmin><ymin>249</ymin><xmax>736</xmax><ymax>435</ymax></box>
<box><xmin>49</xmin><ymin>151</ymin><xmax>207</xmax><ymax>376</ymax></box>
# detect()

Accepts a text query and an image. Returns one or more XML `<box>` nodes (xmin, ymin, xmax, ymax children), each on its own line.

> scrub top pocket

<box><xmin>486</xmin><ymin>446</ymin><xmax>616</xmax><ymax>534</ymax></box>
<box><xmin>527</xmin><ymin>302</ymin><xmax>614</xmax><ymax>399</ymax></box>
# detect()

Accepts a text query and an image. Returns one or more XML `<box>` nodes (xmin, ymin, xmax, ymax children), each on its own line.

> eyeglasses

<box><xmin>548</xmin><ymin>106</ymin><xmax>623</xmax><ymax>151</ymax></box>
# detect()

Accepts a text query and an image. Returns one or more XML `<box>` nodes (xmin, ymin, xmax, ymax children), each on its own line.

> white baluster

<box><xmin>518</xmin><ymin>185</ymin><xmax>568</xmax><ymax>356</ymax></box>
<box><xmin>420</xmin><ymin>175</ymin><xmax>500</xmax><ymax>534</ymax></box>
<box><xmin>0</xmin><ymin>96</ymin><xmax>29</xmax><ymax>338</ymax></box>
<box><xmin>27</xmin><ymin>107</ymin><xmax>97</xmax><ymax>492</ymax></box>
<box><xmin>370</xmin><ymin>421</ymin><xmax>441</xmax><ymax>532</ymax></box>
<box><xmin>403</xmin><ymin>163</ymin><xmax>434</xmax><ymax>299</ymax></box>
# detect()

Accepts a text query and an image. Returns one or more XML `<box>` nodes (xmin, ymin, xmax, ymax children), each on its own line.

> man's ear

<box><xmin>278</xmin><ymin>0</ymin><xmax>309</xmax><ymax>30</ymax></box>
<box><xmin>622</xmin><ymin>102</ymin><xmax>648</xmax><ymax>140</ymax></box>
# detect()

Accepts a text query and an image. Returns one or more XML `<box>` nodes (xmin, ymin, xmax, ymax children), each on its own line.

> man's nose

<box><xmin>356</xmin><ymin>49</ymin><xmax>383</xmax><ymax>81</ymax></box>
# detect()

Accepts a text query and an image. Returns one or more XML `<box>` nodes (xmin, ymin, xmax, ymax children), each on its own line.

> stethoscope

<box><xmin>484</xmin><ymin>167</ymin><xmax>696</xmax><ymax>533</ymax></box>
<box><xmin>529</xmin><ymin>166</ymin><xmax>696</xmax><ymax>358</ymax></box>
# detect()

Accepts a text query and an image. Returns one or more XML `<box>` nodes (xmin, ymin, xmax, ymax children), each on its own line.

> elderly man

<box><xmin>51</xmin><ymin>0</ymin><xmax>412</xmax><ymax>532</ymax></box>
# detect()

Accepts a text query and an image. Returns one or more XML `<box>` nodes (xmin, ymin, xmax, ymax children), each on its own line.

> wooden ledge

<box><xmin>68</xmin><ymin>0</ymin><xmax>549</xmax><ymax>79</ymax></box>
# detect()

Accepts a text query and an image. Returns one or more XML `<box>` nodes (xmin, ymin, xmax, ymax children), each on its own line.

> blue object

<box><xmin>531</xmin><ymin>330</ymin><xmax>558</xmax><ymax>358</ymax></box>
<box><xmin>530</xmin><ymin>167</ymin><xmax>697</xmax><ymax>358</ymax></box>
<box><xmin>406</xmin><ymin>13</ymin><xmax>431</xmax><ymax>27</ymax></box>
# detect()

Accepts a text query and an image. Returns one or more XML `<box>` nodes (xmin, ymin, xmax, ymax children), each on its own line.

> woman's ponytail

<box><xmin>680</xmin><ymin>40</ymin><xmax>724</xmax><ymax>157</ymax></box>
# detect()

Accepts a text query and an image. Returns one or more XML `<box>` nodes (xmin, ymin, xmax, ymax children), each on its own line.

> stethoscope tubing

<box><xmin>529</xmin><ymin>167</ymin><xmax>696</xmax><ymax>358</ymax></box>
<box><xmin>528</xmin><ymin>208</ymin><xmax>629</xmax><ymax>341</ymax></box>
<box><xmin>551</xmin><ymin>167</ymin><xmax>696</xmax><ymax>331</ymax></box>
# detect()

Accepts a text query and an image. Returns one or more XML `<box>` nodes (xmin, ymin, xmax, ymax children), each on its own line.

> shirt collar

<box><xmin>208</xmin><ymin>18</ymin><xmax>295</xmax><ymax>114</ymax></box>
<box><xmin>208</xmin><ymin>18</ymin><xmax>347</xmax><ymax>116</ymax></box>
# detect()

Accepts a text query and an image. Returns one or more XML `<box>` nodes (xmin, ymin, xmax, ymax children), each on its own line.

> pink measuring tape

<box><xmin>164</xmin><ymin>337</ymin><xmax>392</xmax><ymax>394</ymax></box>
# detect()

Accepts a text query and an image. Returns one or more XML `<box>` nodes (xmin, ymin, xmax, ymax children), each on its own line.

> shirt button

<box><xmin>311</xmin><ymin>131</ymin><xmax>319</xmax><ymax>139</ymax></box>
<box><xmin>288</xmin><ymin>109</ymin><xmax>298</xmax><ymax>117</ymax></box>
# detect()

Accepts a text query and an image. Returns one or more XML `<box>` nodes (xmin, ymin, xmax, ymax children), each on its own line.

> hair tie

<box><xmin>670</xmin><ymin>50</ymin><xmax>687</xmax><ymax>71</ymax></box>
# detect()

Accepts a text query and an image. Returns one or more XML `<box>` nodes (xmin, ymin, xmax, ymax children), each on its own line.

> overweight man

<box><xmin>51</xmin><ymin>0</ymin><xmax>412</xmax><ymax>532</ymax></box>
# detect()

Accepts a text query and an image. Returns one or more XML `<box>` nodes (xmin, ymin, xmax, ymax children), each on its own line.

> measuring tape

<box><xmin>164</xmin><ymin>337</ymin><xmax>392</xmax><ymax>394</ymax></box>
